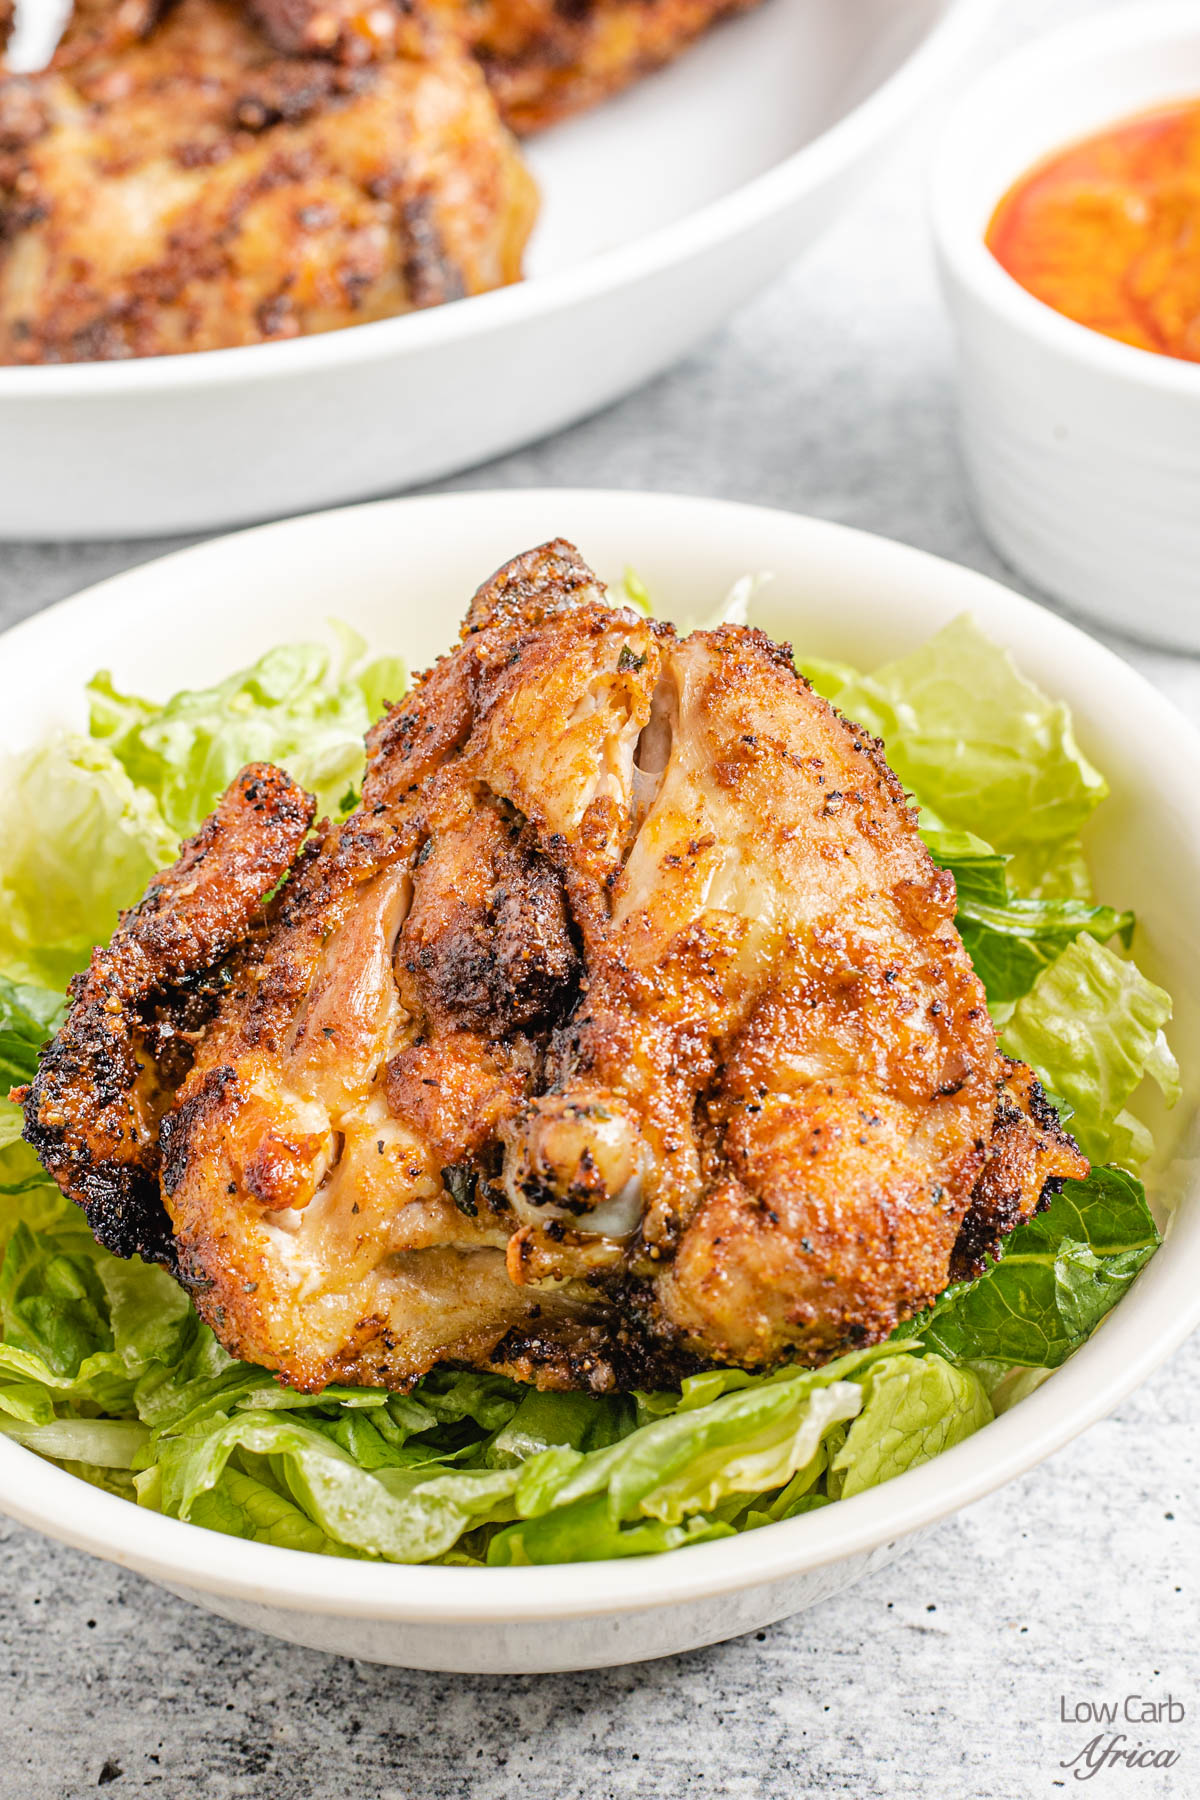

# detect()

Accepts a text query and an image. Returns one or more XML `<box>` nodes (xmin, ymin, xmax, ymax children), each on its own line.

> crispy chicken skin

<box><xmin>245</xmin><ymin>0</ymin><xmax>426</xmax><ymax>63</ymax></box>
<box><xmin>45</xmin><ymin>0</ymin><xmax>171</xmax><ymax>68</ymax></box>
<box><xmin>446</xmin><ymin>0</ymin><xmax>762</xmax><ymax>136</ymax></box>
<box><xmin>20</xmin><ymin>765</ymin><xmax>314</xmax><ymax>1263</ymax></box>
<box><xmin>245</xmin><ymin>0</ymin><xmax>763</xmax><ymax>135</ymax></box>
<box><xmin>0</xmin><ymin>0</ymin><xmax>536</xmax><ymax>363</ymax></box>
<box><xmin>23</xmin><ymin>543</ymin><xmax>1087</xmax><ymax>1392</ymax></box>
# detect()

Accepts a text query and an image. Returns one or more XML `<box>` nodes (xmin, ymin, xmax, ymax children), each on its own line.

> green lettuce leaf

<box><xmin>968</xmin><ymin>1363</ymin><xmax>1054</xmax><ymax>1416</ymax></box>
<box><xmin>509</xmin><ymin>1350</ymin><xmax>896</xmax><ymax>1527</ymax></box>
<box><xmin>1006</xmin><ymin>837</ymin><xmax>1095</xmax><ymax>902</ymax></box>
<box><xmin>626</xmin><ymin>1378</ymin><xmax>865</xmax><ymax>1525</ymax></box>
<box><xmin>0</xmin><ymin>1416</ymin><xmax>147</xmax><ymax>1467</ymax></box>
<box><xmin>0</xmin><ymin>1150</ymin><xmax>70</xmax><ymax>1243</ymax></box>
<box><xmin>816</xmin><ymin>615</ymin><xmax>1108</xmax><ymax>854</ymax></box>
<box><xmin>796</xmin><ymin>654</ymin><xmax>861</xmax><ymax>702</ymax></box>
<box><xmin>53</xmin><ymin>1459</ymin><xmax>139</xmax><ymax>1501</ymax></box>
<box><xmin>956</xmin><ymin>896</ymin><xmax>1133</xmax><ymax>1007</ymax></box>
<box><xmin>485</xmin><ymin>1387</ymin><xmax>633</xmax><ymax>1467</ymax></box>
<box><xmin>923</xmin><ymin>820</ymin><xmax>1131</xmax><ymax>1006</ymax></box>
<box><xmin>184</xmin><ymin>1462</ymin><xmax>363</xmax><ymax>1556</ymax></box>
<box><xmin>905</xmin><ymin>1168</ymin><xmax>1159</xmax><ymax>1368</ymax></box>
<box><xmin>414</xmin><ymin>1368</ymin><xmax>527</xmax><ymax>1435</ymax></box>
<box><xmin>0</xmin><ymin>975</ymin><xmax>65</xmax><ymax>1093</ymax></box>
<box><xmin>1002</xmin><ymin>936</ymin><xmax>1178</xmax><ymax>1167</ymax></box>
<box><xmin>133</xmin><ymin>1353</ymin><xmax>898</xmax><ymax>1561</ymax></box>
<box><xmin>617</xmin><ymin>570</ymin><xmax>652</xmax><ymax>616</ymax></box>
<box><xmin>0</xmin><ymin>1218</ymin><xmax>113</xmax><ymax>1379</ymax></box>
<box><xmin>0</xmin><ymin>635</ymin><xmax>405</xmax><ymax>987</ymax></box>
<box><xmin>0</xmin><ymin>737</ymin><xmax>177</xmax><ymax>987</ymax></box>
<box><xmin>0</xmin><ymin>1178</ymin><xmax>217</xmax><ymax>1419</ymax></box>
<box><xmin>88</xmin><ymin>629</ymin><xmax>406</xmax><ymax>836</ymax></box>
<box><xmin>148</xmin><ymin>1410</ymin><xmax>528</xmax><ymax>1561</ymax></box>
<box><xmin>920</xmin><ymin>819</ymin><xmax>1010</xmax><ymax>906</ymax></box>
<box><xmin>830</xmin><ymin>1354</ymin><xmax>992</xmax><ymax>1499</ymax></box>
<box><xmin>98</xmin><ymin>1255</ymin><xmax>195</xmax><ymax>1375</ymax></box>
<box><xmin>486</xmin><ymin>1498</ymin><xmax>734</xmax><ymax>1565</ymax></box>
<box><xmin>922</xmin><ymin>817</ymin><xmax>1094</xmax><ymax>907</ymax></box>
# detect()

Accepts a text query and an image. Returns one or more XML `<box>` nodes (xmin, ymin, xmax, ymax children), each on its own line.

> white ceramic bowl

<box><xmin>1</xmin><ymin>490</ymin><xmax>1198</xmax><ymax>1672</ymax></box>
<box><xmin>0</xmin><ymin>0</ymin><xmax>988</xmax><ymax>541</ymax></box>
<box><xmin>932</xmin><ymin>4</ymin><xmax>1200</xmax><ymax>653</ymax></box>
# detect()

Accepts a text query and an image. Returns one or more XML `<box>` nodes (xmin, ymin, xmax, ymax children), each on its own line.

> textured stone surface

<box><xmin>2</xmin><ymin>0</ymin><xmax>1198</xmax><ymax>1794</ymax></box>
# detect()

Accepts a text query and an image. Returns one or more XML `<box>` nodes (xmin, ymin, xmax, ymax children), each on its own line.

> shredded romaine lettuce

<box><xmin>897</xmin><ymin>1168</ymin><xmax>1159</xmax><ymax>1369</ymax></box>
<box><xmin>1001</xmin><ymin>938</ymin><xmax>1179</xmax><ymax>1169</ymax></box>
<box><xmin>829</xmin><ymin>1353</ymin><xmax>992</xmax><ymax>1500</ymax></box>
<box><xmin>0</xmin><ymin>636</ymin><xmax>403</xmax><ymax>993</ymax></box>
<box><xmin>87</xmin><ymin>627</ymin><xmax>405</xmax><ymax>837</ymax></box>
<box><xmin>0</xmin><ymin>614</ymin><xmax>1175</xmax><ymax>1564</ymax></box>
<box><xmin>801</xmin><ymin>614</ymin><xmax>1108</xmax><ymax>854</ymax></box>
<box><xmin>0</xmin><ymin>739</ymin><xmax>177</xmax><ymax>989</ymax></box>
<box><xmin>926</xmin><ymin>827</ymin><xmax>1133</xmax><ymax>1007</ymax></box>
<box><xmin>0</xmin><ymin>974</ymin><xmax>64</xmax><ymax>1152</ymax></box>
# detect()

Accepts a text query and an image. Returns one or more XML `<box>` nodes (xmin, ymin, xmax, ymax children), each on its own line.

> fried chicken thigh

<box><xmin>24</xmin><ymin>543</ymin><xmax>1086</xmax><ymax>1391</ymax></box>
<box><xmin>0</xmin><ymin>0</ymin><xmax>535</xmax><ymax>362</ymax></box>
<box><xmin>246</xmin><ymin>0</ymin><xmax>762</xmax><ymax>135</ymax></box>
<box><xmin>0</xmin><ymin>0</ymin><xmax>761</xmax><ymax>362</ymax></box>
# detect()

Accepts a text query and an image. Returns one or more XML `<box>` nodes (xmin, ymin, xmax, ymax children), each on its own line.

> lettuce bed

<box><xmin>0</xmin><ymin>612</ymin><xmax>1174</xmax><ymax>1565</ymax></box>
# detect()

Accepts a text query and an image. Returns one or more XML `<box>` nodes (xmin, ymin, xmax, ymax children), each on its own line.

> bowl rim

<box><xmin>0</xmin><ymin>0</ymin><xmax>988</xmax><ymax>398</ymax></box>
<box><xmin>930</xmin><ymin>0</ymin><xmax>1200</xmax><ymax>394</ymax></box>
<box><xmin>1</xmin><ymin>487</ymin><xmax>1199</xmax><ymax>1625</ymax></box>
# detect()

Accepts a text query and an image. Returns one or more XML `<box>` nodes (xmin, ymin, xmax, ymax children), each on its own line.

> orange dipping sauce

<box><xmin>986</xmin><ymin>99</ymin><xmax>1200</xmax><ymax>362</ymax></box>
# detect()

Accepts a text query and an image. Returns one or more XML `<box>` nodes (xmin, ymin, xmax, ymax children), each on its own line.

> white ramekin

<box><xmin>931</xmin><ymin>3</ymin><xmax>1200</xmax><ymax>652</ymax></box>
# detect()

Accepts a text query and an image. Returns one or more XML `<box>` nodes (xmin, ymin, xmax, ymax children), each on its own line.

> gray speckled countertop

<box><xmin>2</xmin><ymin>1</ymin><xmax>1198</xmax><ymax>1795</ymax></box>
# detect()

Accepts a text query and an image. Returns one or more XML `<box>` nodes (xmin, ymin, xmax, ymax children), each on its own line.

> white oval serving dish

<box><xmin>0</xmin><ymin>489</ymin><xmax>1197</xmax><ymax>1673</ymax></box>
<box><xmin>932</xmin><ymin>2</ymin><xmax>1200</xmax><ymax>652</ymax></box>
<box><xmin>0</xmin><ymin>0</ymin><xmax>986</xmax><ymax>541</ymax></box>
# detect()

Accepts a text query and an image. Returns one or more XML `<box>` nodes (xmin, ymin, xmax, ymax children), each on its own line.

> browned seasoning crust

<box><xmin>245</xmin><ymin>0</ymin><xmax>416</xmax><ymax>62</ymax></box>
<box><xmin>24</xmin><ymin>541</ymin><xmax>1087</xmax><ymax>1391</ymax></box>
<box><xmin>441</xmin><ymin>0</ymin><xmax>762</xmax><ymax>135</ymax></box>
<box><xmin>950</xmin><ymin>1057</ymin><xmax>1082</xmax><ymax>1281</ymax></box>
<box><xmin>244</xmin><ymin>0</ymin><xmax>764</xmax><ymax>135</ymax></box>
<box><xmin>0</xmin><ymin>0</ymin><xmax>537</xmax><ymax>364</ymax></box>
<box><xmin>41</xmin><ymin>0</ymin><xmax>172</xmax><ymax>69</ymax></box>
<box><xmin>21</xmin><ymin>764</ymin><xmax>313</xmax><ymax>1263</ymax></box>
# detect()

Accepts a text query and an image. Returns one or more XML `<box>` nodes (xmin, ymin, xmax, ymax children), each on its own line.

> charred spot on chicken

<box><xmin>22</xmin><ymin>540</ymin><xmax>1087</xmax><ymax>1392</ymax></box>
